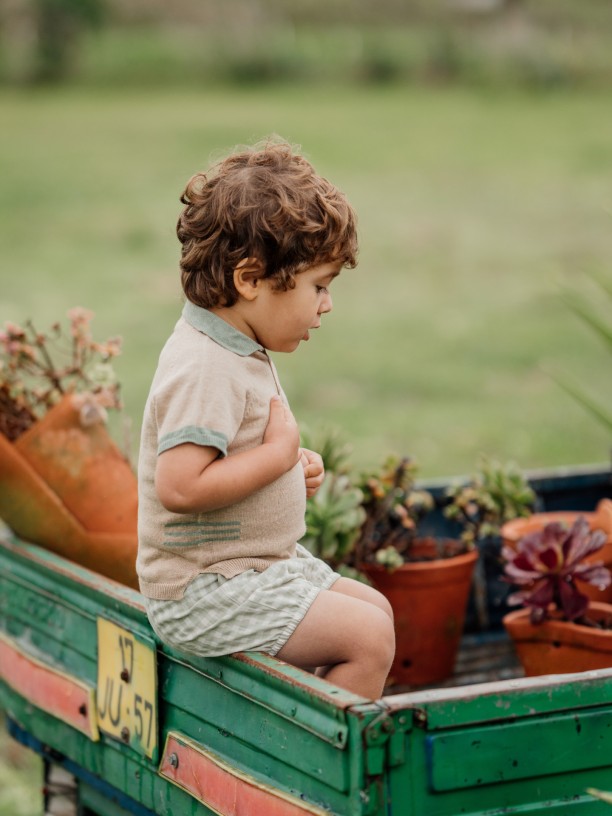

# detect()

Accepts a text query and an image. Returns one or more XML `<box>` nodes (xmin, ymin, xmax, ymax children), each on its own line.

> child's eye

<box><xmin>316</xmin><ymin>286</ymin><xmax>329</xmax><ymax>294</ymax></box>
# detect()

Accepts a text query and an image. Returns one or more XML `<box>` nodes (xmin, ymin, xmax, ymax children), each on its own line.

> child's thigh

<box><xmin>329</xmin><ymin>576</ymin><xmax>393</xmax><ymax>620</ymax></box>
<box><xmin>276</xmin><ymin>589</ymin><xmax>395</xmax><ymax>670</ymax></box>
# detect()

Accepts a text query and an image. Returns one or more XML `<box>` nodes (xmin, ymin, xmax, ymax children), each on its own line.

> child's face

<box><xmin>252</xmin><ymin>261</ymin><xmax>341</xmax><ymax>353</ymax></box>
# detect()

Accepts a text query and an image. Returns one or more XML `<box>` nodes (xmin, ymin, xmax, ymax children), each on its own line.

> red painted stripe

<box><xmin>160</xmin><ymin>732</ymin><xmax>329</xmax><ymax>816</ymax></box>
<box><xmin>0</xmin><ymin>633</ymin><xmax>98</xmax><ymax>740</ymax></box>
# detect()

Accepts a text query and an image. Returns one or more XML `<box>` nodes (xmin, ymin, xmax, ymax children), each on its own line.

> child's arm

<box><xmin>154</xmin><ymin>395</ymin><xmax>300</xmax><ymax>514</ymax></box>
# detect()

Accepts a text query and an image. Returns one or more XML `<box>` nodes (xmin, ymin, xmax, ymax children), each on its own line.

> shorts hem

<box><xmin>266</xmin><ymin>570</ymin><xmax>341</xmax><ymax>656</ymax></box>
<box><xmin>267</xmin><ymin>584</ymin><xmax>320</xmax><ymax>656</ymax></box>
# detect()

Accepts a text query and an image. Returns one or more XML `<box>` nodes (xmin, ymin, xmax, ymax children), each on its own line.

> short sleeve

<box><xmin>152</xmin><ymin>351</ymin><xmax>247</xmax><ymax>457</ymax></box>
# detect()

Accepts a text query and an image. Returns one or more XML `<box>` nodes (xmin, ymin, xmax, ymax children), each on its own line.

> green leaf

<box><xmin>549</xmin><ymin>370</ymin><xmax>612</xmax><ymax>434</ymax></box>
<box><xmin>560</xmin><ymin>291</ymin><xmax>612</xmax><ymax>351</ymax></box>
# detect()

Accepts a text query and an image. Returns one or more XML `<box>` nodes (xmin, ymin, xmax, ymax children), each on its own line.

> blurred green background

<box><xmin>2</xmin><ymin>0</ymin><xmax>612</xmax><ymax>480</ymax></box>
<box><xmin>1</xmin><ymin>2</ymin><xmax>612</xmax><ymax>810</ymax></box>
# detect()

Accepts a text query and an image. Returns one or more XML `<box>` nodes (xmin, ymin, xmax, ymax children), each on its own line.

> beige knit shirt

<box><xmin>136</xmin><ymin>302</ymin><xmax>306</xmax><ymax>600</ymax></box>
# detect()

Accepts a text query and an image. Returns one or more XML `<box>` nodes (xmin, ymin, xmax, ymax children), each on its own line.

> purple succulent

<box><xmin>502</xmin><ymin>517</ymin><xmax>610</xmax><ymax>623</ymax></box>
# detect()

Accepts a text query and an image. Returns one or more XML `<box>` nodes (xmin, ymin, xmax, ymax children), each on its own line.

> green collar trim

<box><xmin>182</xmin><ymin>301</ymin><xmax>264</xmax><ymax>356</ymax></box>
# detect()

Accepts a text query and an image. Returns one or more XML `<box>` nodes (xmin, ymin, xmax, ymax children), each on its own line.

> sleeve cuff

<box><xmin>157</xmin><ymin>426</ymin><xmax>228</xmax><ymax>456</ymax></box>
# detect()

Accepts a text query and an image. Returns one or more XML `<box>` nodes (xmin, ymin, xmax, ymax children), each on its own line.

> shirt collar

<box><xmin>182</xmin><ymin>301</ymin><xmax>264</xmax><ymax>357</ymax></box>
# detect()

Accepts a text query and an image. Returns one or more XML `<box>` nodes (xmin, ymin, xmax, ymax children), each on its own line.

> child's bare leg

<box><xmin>276</xmin><ymin>590</ymin><xmax>395</xmax><ymax>699</ymax></box>
<box><xmin>329</xmin><ymin>577</ymin><xmax>393</xmax><ymax>621</ymax></box>
<box><xmin>311</xmin><ymin>577</ymin><xmax>394</xmax><ymax>681</ymax></box>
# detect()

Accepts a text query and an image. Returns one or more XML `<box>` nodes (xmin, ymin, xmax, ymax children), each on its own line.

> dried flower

<box><xmin>0</xmin><ymin>308</ymin><xmax>123</xmax><ymax>441</ymax></box>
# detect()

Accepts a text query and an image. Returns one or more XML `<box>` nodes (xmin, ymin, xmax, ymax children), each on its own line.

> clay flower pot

<box><xmin>363</xmin><ymin>540</ymin><xmax>478</xmax><ymax>687</ymax></box>
<box><xmin>504</xmin><ymin>602</ymin><xmax>612</xmax><ymax>677</ymax></box>
<box><xmin>501</xmin><ymin>499</ymin><xmax>612</xmax><ymax>604</ymax></box>
<box><xmin>0</xmin><ymin>394</ymin><xmax>138</xmax><ymax>588</ymax></box>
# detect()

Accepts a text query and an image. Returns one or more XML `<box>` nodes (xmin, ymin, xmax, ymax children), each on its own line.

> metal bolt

<box><xmin>414</xmin><ymin>709</ymin><xmax>428</xmax><ymax>727</ymax></box>
<box><xmin>120</xmin><ymin>669</ymin><xmax>130</xmax><ymax>682</ymax></box>
<box><xmin>381</xmin><ymin>719</ymin><xmax>394</xmax><ymax>733</ymax></box>
<box><xmin>169</xmin><ymin>753</ymin><xmax>179</xmax><ymax>769</ymax></box>
<box><xmin>78</xmin><ymin>704</ymin><xmax>87</xmax><ymax>716</ymax></box>
<box><xmin>121</xmin><ymin>727</ymin><xmax>130</xmax><ymax>742</ymax></box>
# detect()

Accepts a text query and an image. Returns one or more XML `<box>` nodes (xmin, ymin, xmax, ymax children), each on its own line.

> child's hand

<box><xmin>300</xmin><ymin>448</ymin><xmax>325</xmax><ymax>497</ymax></box>
<box><xmin>263</xmin><ymin>396</ymin><xmax>300</xmax><ymax>471</ymax></box>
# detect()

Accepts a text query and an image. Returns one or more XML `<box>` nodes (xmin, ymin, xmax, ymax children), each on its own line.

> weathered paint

<box><xmin>2</xmin><ymin>464</ymin><xmax>612</xmax><ymax>816</ymax></box>
<box><xmin>0</xmin><ymin>630</ymin><xmax>99</xmax><ymax>740</ymax></box>
<box><xmin>0</xmin><ymin>532</ymin><xmax>383</xmax><ymax>816</ymax></box>
<box><xmin>159</xmin><ymin>731</ymin><xmax>331</xmax><ymax>816</ymax></box>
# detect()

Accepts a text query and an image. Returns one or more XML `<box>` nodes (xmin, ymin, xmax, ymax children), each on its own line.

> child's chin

<box><xmin>265</xmin><ymin>339</ymin><xmax>301</xmax><ymax>353</ymax></box>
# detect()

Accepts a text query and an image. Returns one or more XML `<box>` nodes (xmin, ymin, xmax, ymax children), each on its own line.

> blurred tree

<box><xmin>1</xmin><ymin>0</ymin><xmax>106</xmax><ymax>83</ymax></box>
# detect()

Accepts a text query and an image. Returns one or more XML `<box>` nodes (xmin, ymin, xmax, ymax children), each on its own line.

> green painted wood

<box><xmin>165</xmin><ymin>648</ymin><xmax>356</xmax><ymax>746</ymax></box>
<box><xmin>387</xmin><ymin>669</ymin><xmax>612</xmax><ymax>730</ymax></box>
<box><xmin>11</xmin><ymin>522</ymin><xmax>612</xmax><ymax>816</ymax></box>
<box><xmin>427</xmin><ymin>706</ymin><xmax>612</xmax><ymax>791</ymax></box>
<box><xmin>78</xmin><ymin>780</ymin><xmax>152</xmax><ymax>816</ymax></box>
<box><xmin>388</xmin><ymin>725</ymin><xmax>612</xmax><ymax>816</ymax></box>
<box><xmin>0</xmin><ymin>535</ymin><xmax>382</xmax><ymax>816</ymax></box>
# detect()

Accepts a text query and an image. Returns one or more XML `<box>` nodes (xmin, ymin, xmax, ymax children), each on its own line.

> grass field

<box><xmin>1</xmin><ymin>79</ymin><xmax>612</xmax><ymax>815</ymax></box>
<box><xmin>2</xmin><ymin>83</ymin><xmax>612</xmax><ymax>482</ymax></box>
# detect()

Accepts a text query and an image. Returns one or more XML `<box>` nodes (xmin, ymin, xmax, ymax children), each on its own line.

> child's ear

<box><xmin>233</xmin><ymin>258</ymin><xmax>265</xmax><ymax>301</ymax></box>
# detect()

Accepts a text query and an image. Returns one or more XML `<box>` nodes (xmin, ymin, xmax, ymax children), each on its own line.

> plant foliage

<box><xmin>503</xmin><ymin>517</ymin><xmax>611</xmax><ymax>624</ymax></box>
<box><xmin>555</xmin><ymin>270</ymin><xmax>612</xmax><ymax>434</ymax></box>
<box><xmin>348</xmin><ymin>456</ymin><xmax>438</xmax><ymax>569</ymax></box>
<box><xmin>444</xmin><ymin>458</ymin><xmax>536</xmax><ymax>547</ymax></box>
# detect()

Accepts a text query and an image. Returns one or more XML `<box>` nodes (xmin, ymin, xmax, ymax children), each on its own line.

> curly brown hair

<box><xmin>177</xmin><ymin>139</ymin><xmax>358</xmax><ymax>309</ymax></box>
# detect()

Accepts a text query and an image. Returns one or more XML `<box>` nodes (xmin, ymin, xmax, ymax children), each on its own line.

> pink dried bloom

<box><xmin>93</xmin><ymin>337</ymin><xmax>123</xmax><ymax>358</ymax></box>
<box><xmin>4</xmin><ymin>323</ymin><xmax>26</xmax><ymax>339</ymax></box>
<box><xmin>68</xmin><ymin>307</ymin><xmax>94</xmax><ymax>348</ymax></box>
<box><xmin>0</xmin><ymin>308</ymin><xmax>124</xmax><ymax>435</ymax></box>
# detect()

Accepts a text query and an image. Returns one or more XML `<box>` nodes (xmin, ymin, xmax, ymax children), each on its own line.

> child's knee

<box><xmin>362</xmin><ymin>608</ymin><xmax>395</xmax><ymax>669</ymax></box>
<box><xmin>374</xmin><ymin>589</ymin><xmax>394</xmax><ymax>622</ymax></box>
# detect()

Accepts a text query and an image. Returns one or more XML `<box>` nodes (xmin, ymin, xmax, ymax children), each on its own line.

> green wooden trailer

<box><xmin>1</xmin><ymin>465</ymin><xmax>612</xmax><ymax>816</ymax></box>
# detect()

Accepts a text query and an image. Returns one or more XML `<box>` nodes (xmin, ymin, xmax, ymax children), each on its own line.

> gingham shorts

<box><xmin>145</xmin><ymin>544</ymin><xmax>341</xmax><ymax>658</ymax></box>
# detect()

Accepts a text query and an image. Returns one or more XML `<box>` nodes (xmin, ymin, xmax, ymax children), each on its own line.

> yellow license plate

<box><xmin>96</xmin><ymin>618</ymin><xmax>158</xmax><ymax>760</ymax></box>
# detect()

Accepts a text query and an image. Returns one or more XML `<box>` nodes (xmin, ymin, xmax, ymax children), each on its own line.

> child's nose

<box><xmin>319</xmin><ymin>293</ymin><xmax>333</xmax><ymax>314</ymax></box>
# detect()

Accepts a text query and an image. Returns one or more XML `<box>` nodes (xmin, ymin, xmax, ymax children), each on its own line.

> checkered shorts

<box><xmin>145</xmin><ymin>544</ymin><xmax>340</xmax><ymax>658</ymax></box>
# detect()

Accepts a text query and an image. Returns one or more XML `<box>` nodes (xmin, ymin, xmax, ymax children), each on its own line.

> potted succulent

<box><xmin>0</xmin><ymin>309</ymin><xmax>138</xmax><ymax>587</ymax></box>
<box><xmin>501</xmin><ymin>499</ymin><xmax>612</xmax><ymax>604</ymax></box>
<box><xmin>341</xmin><ymin>456</ymin><xmax>477</xmax><ymax>688</ymax></box>
<box><xmin>299</xmin><ymin>427</ymin><xmax>366</xmax><ymax>580</ymax></box>
<box><xmin>502</xmin><ymin>517</ymin><xmax>612</xmax><ymax>676</ymax></box>
<box><xmin>338</xmin><ymin>456</ymin><xmax>536</xmax><ymax>687</ymax></box>
<box><xmin>444</xmin><ymin>458</ymin><xmax>536</xmax><ymax>629</ymax></box>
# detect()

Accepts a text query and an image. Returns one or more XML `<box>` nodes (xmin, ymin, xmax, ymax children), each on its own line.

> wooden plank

<box><xmin>160</xmin><ymin>732</ymin><xmax>333</xmax><ymax>816</ymax></box>
<box><xmin>427</xmin><ymin>705</ymin><xmax>612</xmax><ymax>791</ymax></box>
<box><xmin>386</xmin><ymin>659</ymin><xmax>612</xmax><ymax>730</ymax></box>
<box><xmin>0</xmin><ymin>630</ymin><xmax>98</xmax><ymax>740</ymax></box>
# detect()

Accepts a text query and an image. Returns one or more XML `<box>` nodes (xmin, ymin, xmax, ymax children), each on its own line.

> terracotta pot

<box><xmin>363</xmin><ymin>540</ymin><xmax>478</xmax><ymax>687</ymax></box>
<box><xmin>503</xmin><ymin>602</ymin><xmax>612</xmax><ymax>677</ymax></box>
<box><xmin>501</xmin><ymin>500</ymin><xmax>612</xmax><ymax>604</ymax></box>
<box><xmin>0</xmin><ymin>395</ymin><xmax>138</xmax><ymax>588</ymax></box>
